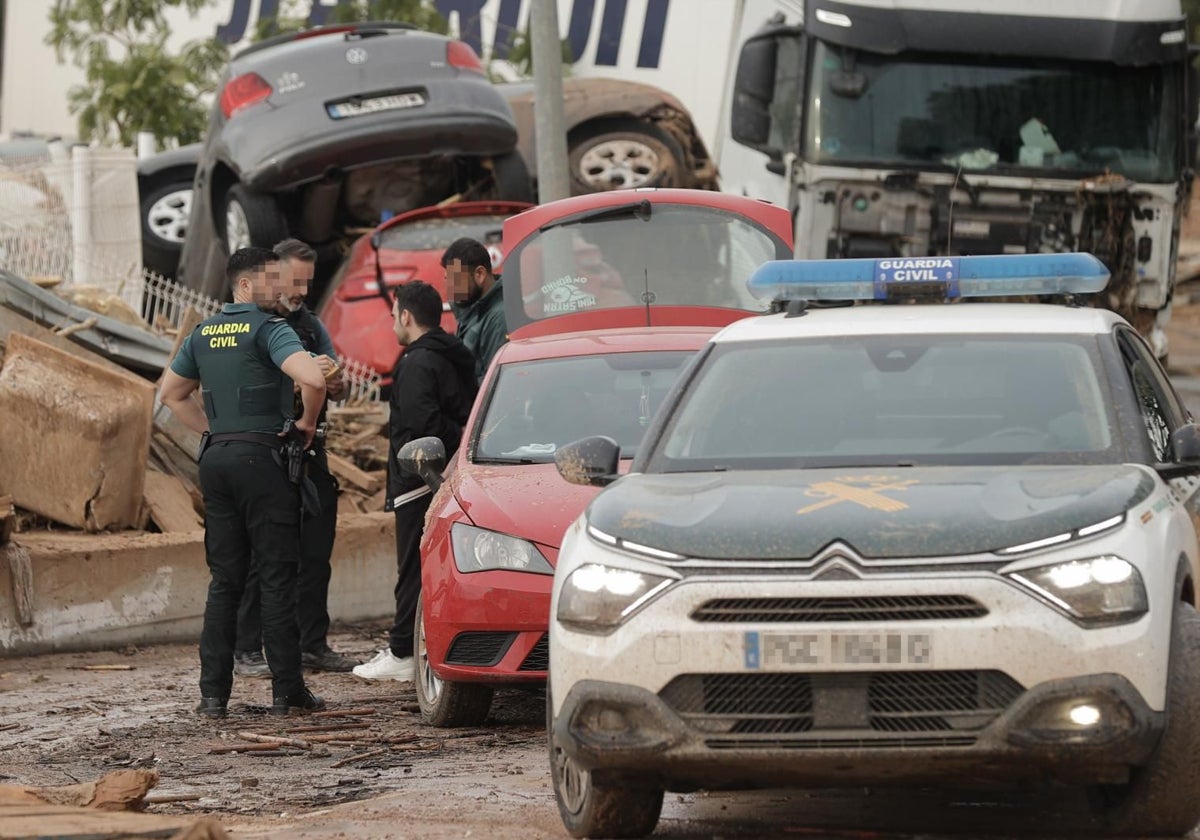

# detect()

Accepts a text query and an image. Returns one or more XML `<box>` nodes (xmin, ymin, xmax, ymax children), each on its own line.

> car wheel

<box><xmin>490</xmin><ymin>151</ymin><xmax>535</xmax><ymax>203</ymax></box>
<box><xmin>414</xmin><ymin>592</ymin><xmax>494</xmax><ymax>727</ymax></box>
<box><xmin>547</xmin><ymin>688</ymin><xmax>664</xmax><ymax>839</ymax></box>
<box><xmin>140</xmin><ymin>178</ymin><xmax>193</xmax><ymax>278</ymax></box>
<box><xmin>1089</xmin><ymin>600</ymin><xmax>1200</xmax><ymax>836</ymax></box>
<box><xmin>220</xmin><ymin>183</ymin><xmax>288</xmax><ymax>254</ymax></box>
<box><xmin>567</xmin><ymin>118</ymin><xmax>684</xmax><ymax>194</ymax></box>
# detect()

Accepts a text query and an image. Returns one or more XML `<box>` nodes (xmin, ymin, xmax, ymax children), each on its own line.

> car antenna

<box><xmin>642</xmin><ymin>268</ymin><xmax>653</xmax><ymax>327</ymax></box>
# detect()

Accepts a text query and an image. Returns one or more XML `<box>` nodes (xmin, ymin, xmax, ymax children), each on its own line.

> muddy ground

<box><xmin>9</xmin><ymin>300</ymin><xmax>1200</xmax><ymax>839</ymax></box>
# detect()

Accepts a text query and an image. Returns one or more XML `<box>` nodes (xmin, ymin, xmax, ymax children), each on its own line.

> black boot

<box><xmin>271</xmin><ymin>687</ymin><xmax>326</xmax><ymax>716</ymax></box>
<box><xmin>195</xmin><ymin>697</ymin><xmax>228</xmax><ymax>718</ymax></box>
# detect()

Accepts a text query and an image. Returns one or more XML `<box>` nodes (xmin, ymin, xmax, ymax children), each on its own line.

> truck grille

<box><xmin>659</xmin><ymin>670</ymin><xmax>1022</xmax><ymax>748</ymax></box>
<box><xmin>691</xmin><ymin>596</ymin><xmax>987</xmax><ymax>623</ymax></box>
<box><xmin>518</xmin><ymin>634</ymin><xmax>549</xmax><ymax>672</ymax></box>
<box><xmin>444</xmin><ymin>632</ymin><xmax>516</xmax><ymax>667</ymax></box>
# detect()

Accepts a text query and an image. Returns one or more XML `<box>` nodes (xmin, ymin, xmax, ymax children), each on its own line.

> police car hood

<box><xmin>587</xmin><ymin>465</ymin><xmax>1155</xmax><ymax>560</ymax></box>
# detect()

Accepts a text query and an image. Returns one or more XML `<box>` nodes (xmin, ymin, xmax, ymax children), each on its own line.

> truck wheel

<box><xmin>568</xmin><ymin>118</ymin><xmax>684</xmax><ymax>194</ymax></box>
<box><xmin>548</xmin><ymin>689</ymin><xmax>663</xmax><ymax>838</ymax></box>
<box><xmin>221</xmin><ymin>184</ymin><xmax>287</xmax><ymax>254</ymax></box>
<box><xmin>140</xmin><ymin>177</ymin><xmax>194</xmax><ymax>279</ymax></box>
<box><xmin>414</xmin><ymin>593</ymin><xmax>494</xmax><ymax>727</ymax></box>
<box><xmin>1090</xmin><ymin>600</ymin><xmax>1200</xmax><ymax>836</ymax></box>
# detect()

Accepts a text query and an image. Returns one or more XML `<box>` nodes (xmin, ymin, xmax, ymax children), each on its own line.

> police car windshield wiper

<box><xmin>537</xmin><ymin>199</ymin><xmax>652</xmax><ymax>232</ymax></box>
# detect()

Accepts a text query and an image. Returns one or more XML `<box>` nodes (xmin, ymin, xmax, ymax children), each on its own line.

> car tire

<box><xmin>547</xmin><ymin>688</ymin><xmax>664</xmax><ymax>839</ymax></box>
<box><xmin>567</xmin><ymin>118</ymin><xmax>684</xmax><ymax>194</ymax></box>
<box><xmin>414</xmin><ymin>593</ymin><xmax>494</xmax><ymax>727</ymax></box>
<box><xmin>220</xmin><ymin>183</ymin><xmax>288</xmax><ymax>254</ymax></box>
<box><xmin>140</xmin><ymin>177</ymin><xmax>194</xmax><ymax>279</ymax></box>
<box><xmin>1089</xmin><ymin>599</ymin><xmax>1200</xmax><ymax>836</ymax></box>
<box><xmin>490</xmin><ymin>151</ymin><xmax>535</xmax><ymax>203</ymax></box>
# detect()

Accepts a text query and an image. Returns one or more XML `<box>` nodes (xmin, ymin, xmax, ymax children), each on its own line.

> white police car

<box><xmin>546</xmin><ymin>253</ymin><xmax>1200</xmax><ymax>839</ymax></box>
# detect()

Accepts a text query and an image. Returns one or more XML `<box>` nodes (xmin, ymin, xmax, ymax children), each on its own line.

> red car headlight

<box><xmin>451</xmin><ymin>523</ymin><xmax>553</xmax><ymax>574</ymax></box>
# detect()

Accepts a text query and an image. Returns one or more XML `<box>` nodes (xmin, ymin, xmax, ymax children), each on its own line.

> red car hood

<box><xmin>450</xmin><ymin>460</ymin><xmax>602</xmax><ymax>552</ymax></box>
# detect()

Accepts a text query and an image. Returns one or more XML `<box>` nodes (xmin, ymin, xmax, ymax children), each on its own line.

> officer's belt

<box><xmin>207</xmin><ymin>432</ymin><xmax>282</xmax><ymax>448</ymax></box>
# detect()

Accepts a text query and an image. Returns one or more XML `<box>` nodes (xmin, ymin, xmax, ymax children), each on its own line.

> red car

<box><xmin>317</xmin><ymin>200</ymin><xmax>532</xmax><ymax>383</ymax></box>
<box><xmin>398</xmin><ymin>189</ymin><xmax>794</xmax><ymax>726</ymax></box>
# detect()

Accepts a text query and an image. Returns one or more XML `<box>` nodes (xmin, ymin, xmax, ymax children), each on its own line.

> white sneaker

<box><xmin>352</xmin><ymin>649</ymin><xmax>415</xmax><ymax>682</ymax></box>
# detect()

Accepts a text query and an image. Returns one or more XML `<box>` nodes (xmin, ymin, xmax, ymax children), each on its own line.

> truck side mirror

<box><xmin>731</xmin><ymin>25</ymin><xmax>803</xmax><ymax>159</ymax></box>
<box><xmin>397</xmin><ymin>436</ymin><xmax>447</xmax><ymax>491</ymax></box>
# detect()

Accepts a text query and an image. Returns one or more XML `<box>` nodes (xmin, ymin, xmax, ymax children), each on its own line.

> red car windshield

<box><xmin>502</xmin><ymin>204</ymin><xmax>787</xmax><ymax>326</ymax></box>
<box><xmin>379</xmin><ymin>213</ymin><xmax>508</xmax><ymax>253</ymax></box>
<box><xmin>473</xmin><ymin>351</ymin><xmax>695</xmax><ymax>464</ymax></box>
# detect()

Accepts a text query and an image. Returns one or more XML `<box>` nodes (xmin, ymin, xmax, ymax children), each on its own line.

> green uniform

<box><xmin>451</xmin><ymin>279</ymin><xmax>507</xmax><ymax>383</ymax></box>
<box><xmin>171</xmin><ymin>303</ymin><xmax>310</xmax><ymax>703</ymax></box>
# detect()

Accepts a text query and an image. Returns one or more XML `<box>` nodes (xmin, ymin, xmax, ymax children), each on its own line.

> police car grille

<box><xmin>444</xmin><ymin>632</ymin><xmax>516</xmax><ymax>667</ymax></box>
<box><xmin>518</xmin><ymin>634</ymin><xmax>549</xmax><ymax>672</ymax></box>
<box><xmin>691</xmin><ymin>596</ymin><xmax>988</xmax><ymax>623</ymax></box>
<box><xmin>659</xmin><ymin>670</ymin><xmax>1022</xmax><ymax>746</ymax></box>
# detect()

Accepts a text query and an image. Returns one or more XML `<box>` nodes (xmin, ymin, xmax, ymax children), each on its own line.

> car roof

<box><xmin>713</xmin><ymin>303</ymin><xmax>1127</xmax><ymax>343</ymax></box>
<box><xmin>497</xmin><ymin>326</ymin><xmax>719</xmax><ymax>364</ymax></box>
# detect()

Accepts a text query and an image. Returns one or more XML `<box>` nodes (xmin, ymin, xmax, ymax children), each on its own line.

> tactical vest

<box><xmin>191</xmin><ymin>307</ymin><xmax>295</xmax><ymax>434</ymax></box>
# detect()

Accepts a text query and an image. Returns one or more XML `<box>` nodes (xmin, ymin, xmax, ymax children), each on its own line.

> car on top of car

<box><xmin>544</xmin><ymin>253</ymin><xmax>1200</xmax><ymax>839</ymax></box>
<box><xmin>393</xmin><ymin>188</ymin><xmax>795</xmax><ymax>728</ymax></box>
<box><xmin>315</xmin><ymin>200</ymin><xmax>531</xmax><ymax>386</ymax></box>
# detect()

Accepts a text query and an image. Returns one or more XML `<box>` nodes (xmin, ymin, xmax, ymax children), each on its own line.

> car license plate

<box><xmin>743</xmin><ymin>631</ymin><xmax>932</xmax><ymax>669</ymax></box>
<box><xmin>327</xmin><ymin>91</ymin><xmax>426</xmax><ymax>119</ymax></box>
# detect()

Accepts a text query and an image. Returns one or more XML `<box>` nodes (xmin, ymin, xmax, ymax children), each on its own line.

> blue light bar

<box><xmin>747</xmin><ymin>253</ymin><xmax>1110</xmax><ymax>302</ymax></box>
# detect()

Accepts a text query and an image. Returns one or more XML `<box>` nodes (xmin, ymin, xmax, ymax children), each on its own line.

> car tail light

<box><xmin>446</xmin><ymin>40</ymin><xmax>484</xmax><ymax>74</ymax></box>
<box><xmin>336</xmin><ymin>269</ymin><xmax>418</xmax><ymax>301</ymax></box>
<box><xmin>220</xmin><ymin>72</ymin><xmax>272</xmax><ymax>119</ymax></box>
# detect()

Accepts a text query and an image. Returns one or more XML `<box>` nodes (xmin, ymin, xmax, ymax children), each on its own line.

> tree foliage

<box><xmin>45</xmin><ymin>0</ymin><xmax>227</xmax><ymax>147</ymax></box>
<box><xmin>254</xmin><ymin>0</ymin><xmax>448</xmax><ymax>40</ymax></box>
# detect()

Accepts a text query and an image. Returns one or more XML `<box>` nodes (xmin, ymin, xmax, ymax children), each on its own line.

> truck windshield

<box><xmin>806</xmin><ymin>42</ymin><xmax>1180</xmax><ymax>183</ymax></box>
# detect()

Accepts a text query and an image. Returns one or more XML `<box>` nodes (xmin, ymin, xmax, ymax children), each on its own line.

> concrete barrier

<box><xmin>0</xmin><ymin>512</ymin><xmax>394</xmax><ymax>656</ymax></box>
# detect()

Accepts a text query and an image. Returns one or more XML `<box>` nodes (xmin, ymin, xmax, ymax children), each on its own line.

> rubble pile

<box><xmin>0</xmin><ymin>278</ymin><xmax>388</xmax><ymax>540</ymax></box>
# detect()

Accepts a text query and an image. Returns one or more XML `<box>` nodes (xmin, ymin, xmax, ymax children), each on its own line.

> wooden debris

<box><xmin>0</xmin><ymin>495</ymin><xmax>13</xmax><ymax>545</ymax></box>
<box><xmin>142</xmin><ymin>792</ymin><xmax>201</xmax><ymax>804</ymax></box>
<box><xmin>142</xmin><ymin>471</ymin><xmax>202</xmax><ymax>533</ymax></box>
<box><xmin>235</xmin><ymin>731</ymin><xmax>311</xmax><ymax>750</ymax></box>
<box><xmin>208</xmin><ymin>743</ymin><xmax>304</xmax><ymax>755</ymax></box>
<box><xmin>4</xmin><ymin>543</ymin><xmax>33</xmax><ymax>627</ymax></box>
<box><xmin>284</xmin><ymin>721</ymin><xmax>373</xmax><ymax>734</ymax></box>
<box><xmin>67</xmin><ymin>665</ymin><xmax>135</xmax><ymax>672</ymax></box>
<box><xmin>326</xmin><ymin>452</ymin><xmax>383</xmax><ymax>495</ymax></box>
<box><xmin>309</xmin><ymin>707</ymin><xmax>376</xmax><ymax>718</ymax></box>
<box><xmin>330</xmin><ymin>747</ymin><xmax>389</xmax><ymax>769</ymax></box>
<box><xmin>53</xmin><ymin>315</ymin><xmax>99</xmax><ymax>338</ymax></box>
<box><xmin>0</xmin><ymin>768</ymin><xmax>157</xmax><ymax>810</ymax></box>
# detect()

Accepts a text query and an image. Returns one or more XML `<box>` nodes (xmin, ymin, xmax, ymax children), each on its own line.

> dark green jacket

<box><xmin>451</xmin><ymin>280</ymin><xmax>506</xmax><ymax>384</ymax></box>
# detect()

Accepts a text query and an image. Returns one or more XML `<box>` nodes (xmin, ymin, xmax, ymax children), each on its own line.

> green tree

<box><xmin>45</xmin><ymin>0</ymin><xmax>227</xmax><ymax>147</ymax></box>
<box><xmin>254</xmin><ymin>0</ymin><xmax>448</xmax><ymax>39</ymax></box>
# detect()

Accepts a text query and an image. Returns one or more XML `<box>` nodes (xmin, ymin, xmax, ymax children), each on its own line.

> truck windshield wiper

<box><xmin>537</xmin><ymin>199</ymin><xmax>652</xmax><ymax>232</ymax></box>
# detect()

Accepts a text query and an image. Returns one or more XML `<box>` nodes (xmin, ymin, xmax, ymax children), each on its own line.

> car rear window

<box><xmin>473</xmin><ymin>351</ymin><xmax>695</xmax><ymax>463</ymax></box>
<box><xmin>502</xmin><ymin>204</ymin><xmax>789</xmax><ymax>325</ymax></box>
<box><xmin>380</xmin><ymin>214</ymin><xmax>507</xmax><ymax>253</ymax></box>
<box><xmin>653</xmin><ymin>335</ymin><xmax>1123</xmax><ymax>470</ymax></box>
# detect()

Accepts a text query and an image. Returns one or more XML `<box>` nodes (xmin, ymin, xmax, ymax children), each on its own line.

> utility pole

<box><xmin>530</xmin><ymin>0</ymin><xmax>570</xmax><ymax>203</ymax></box>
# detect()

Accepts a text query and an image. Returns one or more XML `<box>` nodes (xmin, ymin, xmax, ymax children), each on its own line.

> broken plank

<box><xmin>142</xmin><ymin>470</ymin><xmax>202</xmax><ymax>533</ymax></box>
<box><xmin>325</xmin><ymin>452</ymin><xmax>383</xmax><ymax>495</ymax></box>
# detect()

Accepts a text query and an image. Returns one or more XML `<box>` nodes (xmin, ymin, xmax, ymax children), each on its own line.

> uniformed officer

<box><xmin>159</xmin><ymin>246</ymin><xmax>328</xmax><ymax>717</ymax></box>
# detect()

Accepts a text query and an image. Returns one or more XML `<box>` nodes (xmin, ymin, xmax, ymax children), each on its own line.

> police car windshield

<box><xmin>503</xmin><ymin>205</ymin><xmax>786</xmax><ymax>321</ymax></box>
<box><xmin>652</xmin><ymin>335</ymin><xmax>1123</xmax><ymax>470</ymax></box>
<box><xmin>807</xmin><ymin>43</ymin><xmax>1179</xmax><ymax>182</ymax></box>
<box><xmin>473</xmin><ymin>351</ymin><xmax>694</xmax><ymax>464</ymax></box>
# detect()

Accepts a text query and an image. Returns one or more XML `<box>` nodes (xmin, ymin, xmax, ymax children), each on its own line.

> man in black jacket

<box><xmin>353</xmin><ymin>281</ymin><xmax>477</xmax><ymax>681</ymax></box>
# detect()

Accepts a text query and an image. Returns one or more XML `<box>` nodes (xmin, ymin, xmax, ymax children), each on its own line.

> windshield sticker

<box><xmin>542</xmin><ymin>275</ymin><xmax>598</xmax><ymax>314</ymax></box>
<box><xmin>796</xmin><ymin>476</ymin><xmax>918</xmax><ymax>515</ymax></box>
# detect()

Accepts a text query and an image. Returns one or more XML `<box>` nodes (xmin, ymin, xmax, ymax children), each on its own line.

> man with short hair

<box><xmin>233</xmin><ymin>238</ymin><xmax>360</xmax><ymax>677</ymax></box>
<box><xmin>160</xmin><ymin>247</ymin><xmax>327</xmax><ymax>717</ymax></box>
<box><xmin>353</xmin><ymin>281</ymin><xmax>477</xmax><ymax>681</ymax></box>
<box><xmin>442</xmin><ymin>237</ymin><xmax>506</xmax><ymax>383</ymax></box>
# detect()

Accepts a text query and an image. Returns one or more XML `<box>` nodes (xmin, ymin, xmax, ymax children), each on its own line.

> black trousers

<box><xmin>235</xmin><ymin>447</ymin><xmax>339</xmax><ymax>654</ymax></box>
<box><xmin>389</xmin><ymin>490</ymin><xmax>433</xmax><ymax>659</ymax></box>
<box><xmin>197</xmin><ymin>441</ymin><xmax>304</xmax><ymax>700</ymax></box>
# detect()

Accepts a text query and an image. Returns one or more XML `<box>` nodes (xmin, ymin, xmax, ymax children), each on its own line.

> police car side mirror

<box><xmin>555</xmin><ymin>436</ymin><xmax>620</xmax><ymax>487</ymax></box>
<box><xmin>398</xmin><ymin>436</ymin><xmax>447</xmax><ymax>491</ymax></box>
<box><xmin>1158</xmin><ymin>424</ymin><xmax>1200</xmax><ymax>479</ymax></box>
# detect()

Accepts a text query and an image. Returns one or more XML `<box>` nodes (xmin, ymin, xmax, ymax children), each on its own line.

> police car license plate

<box><xmin>327</xmin><ymin>91</ymin><xmax>426</xmax><ymax>119</ymax></box>
<box><xmin>744</xmin><ymin>631</ymin><xmax>932</xmax><ymax>669</ymax></box>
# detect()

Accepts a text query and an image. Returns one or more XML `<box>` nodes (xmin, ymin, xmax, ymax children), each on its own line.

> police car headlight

<box><xmin>451</xmin><ymin>523</ymin><xmax>553</xmax><ymax>575</ymax></box>
<box><xmin>1008</xmin><ymin>556</ymin><xmax>1147</xmax><ymax>625</ymax></box>
<box><xmin>557</xmin><ymin>563</ymin><xmax>673</xmax><ymax>633</ymax></box>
